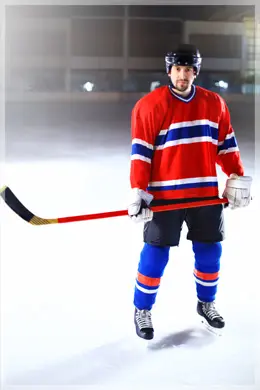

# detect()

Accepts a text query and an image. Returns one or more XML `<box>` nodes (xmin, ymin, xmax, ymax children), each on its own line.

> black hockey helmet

<box><xmin>165</xmin><ymin>43</ymin><xmax>202</xmax><ymax>75</ymax></box>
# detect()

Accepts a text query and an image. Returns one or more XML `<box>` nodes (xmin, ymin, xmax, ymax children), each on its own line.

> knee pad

<box><xmin>192</xmin><ymin>241</ymin><xmax>222</xmax><ymax>271</ymax></box>
<box><xmin>192</xmin><ymin>241</ymin><xmax>222</xmax><ymax>258</ymax></box>
<box><xmin>139</xmin><ymin>243</ymin><xmax>170</xmax><ymax>277</ymax></box>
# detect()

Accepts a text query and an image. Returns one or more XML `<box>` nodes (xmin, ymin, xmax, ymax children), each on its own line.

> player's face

<box><xmin>169</xmin><ymin>65</ymin><xmax>196</xmax><ymax>93</ymax></box>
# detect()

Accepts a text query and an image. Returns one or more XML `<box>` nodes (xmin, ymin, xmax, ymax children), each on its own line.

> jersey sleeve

<box><xmin>216</xmin><ymin>97</ymin><xmax>244</xmax><ymax>177</ymax></box>
<box><xmin>130</xmin><ymin>100</ymin><xmax>159</xmax><ymax>191</ymax></box>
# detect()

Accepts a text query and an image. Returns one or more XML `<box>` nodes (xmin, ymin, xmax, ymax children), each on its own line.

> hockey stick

<box><xmin>0</xmin><ymin>185</ymin><xmax>228</xmax><ymax>226</ymax></box>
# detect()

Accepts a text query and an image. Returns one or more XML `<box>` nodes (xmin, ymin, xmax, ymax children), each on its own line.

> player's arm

<box><xmin>216</xmin><ymin>98</ymin><xmax>252</xmax><ymax>209</ymax></box>
<box><xmin>216</xmin><ymin>98</ymin><xmax>244</xmax><ymax>177</ymax></box>
<box><xmin>128</xmin><ymin>100</ymin><xmax>158</xmax><ymax>222</ymax></box>
<box><xmin>130</xmin><ymin>102</ymin><xmax>156</xmax><ymax>190</ymax></box>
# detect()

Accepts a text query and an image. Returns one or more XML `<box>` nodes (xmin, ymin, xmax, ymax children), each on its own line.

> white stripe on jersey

<box><xmin>131</xmin><ymin>154</ymin><xmax>151</xmax><ymax>164</ymax></box>
<box><xmin>159</xmin><ymin>119</ymin><xmax>219</xmax><ymax>136</ymax></box>
<box><xmin>218</xmin><ymin>131</ymin><xmax>235</xmax><ymax>146</ymax></box>
<box><xmin>132</xmin><ymin>138</ymin><xmax>154</xmax><ymax>150</ymax></box>
<box><xmin>155</xmin><ymin>136</ymin><xmax>218</xmax><ymax>150</ymax></box>
<box><xmin>148</xmin><ymin>176</ymin><xmax>218</xmax><ymax>187</ymax></box>
<box><xmin>218</xmin><ymin>146</ymin><xmax>239</xmax><ymax>155</ymax></box>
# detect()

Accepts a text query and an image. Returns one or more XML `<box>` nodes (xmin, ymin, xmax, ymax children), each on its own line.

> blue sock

<box><xmin>134</xmin><ymin>243</ymin><xmax>170</xmax><ymax>310</ymax></box>
<box><xmin>192</xmin><ymin>241</ymin><xmax>222</xmax><ymax>302</ymax></box>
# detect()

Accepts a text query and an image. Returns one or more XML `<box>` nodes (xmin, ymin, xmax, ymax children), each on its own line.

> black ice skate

<box><xmin>134</xmin><ymin>308</ymin><xmax>154</xmax><ymax>340</ymax></box>
<box><xmin>197</xmin><ymin>300</ymin><xmax>225</xmax><ymax>333</ymax></box>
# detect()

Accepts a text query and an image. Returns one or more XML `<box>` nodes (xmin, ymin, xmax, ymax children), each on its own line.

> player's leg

<box><xmin>134</xmin><ymin>243</ymin><xmax>169</xmax><ymax>340</ymax></box>
<box><xmin>133</xmin><ymin>207</ymin><xmax>185</xmax><ymax>340</ymax></box>
<box><xmin>186</xmin><ymin>203</ymin><xmax>225</xmax><ymax>331</ymax></box>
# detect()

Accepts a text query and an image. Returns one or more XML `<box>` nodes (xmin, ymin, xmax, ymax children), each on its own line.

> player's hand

<box><xmin>223</xmin><ymin>174</ymin><xmax>252</xmax><ymax>209</ymax></box>
<box><xmin>127</xmin><ymin>188</ymin><xmax>153</xmax><ymax>223</ymax></box>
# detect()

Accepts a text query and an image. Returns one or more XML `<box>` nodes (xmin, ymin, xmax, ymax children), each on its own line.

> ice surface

<box><xmin>1</xmin><ymin>101</ymin><xmax>259</xmax><ymax>389</ymax></box>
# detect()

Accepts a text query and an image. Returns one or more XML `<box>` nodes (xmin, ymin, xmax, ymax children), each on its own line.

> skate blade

<box><xmin>132</xmin><ymin>335</ymin><xmax>153</xmax><ymax>350</ymax></box>
<box><xmin>200</xmin><ymin>318</ymin><xmax>224</xmax><ymax>337</ymax></box>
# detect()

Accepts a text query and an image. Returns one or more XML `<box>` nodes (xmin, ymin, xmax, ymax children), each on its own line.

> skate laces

<box><xmin>203</xmin><ymin>302</ymin><xmax>222</xmax><ymax>320</ymax></box>
<box><xmin>135</xmin><ymin>309</ymin><xmax>153</xmax><ymax>329</ymax></box>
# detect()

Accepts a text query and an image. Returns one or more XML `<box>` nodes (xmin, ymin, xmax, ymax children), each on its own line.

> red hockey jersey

<box><xmin>130</xmin><ymin>85</ymin><xmax>244</xmax><ymax>200</ymax></box>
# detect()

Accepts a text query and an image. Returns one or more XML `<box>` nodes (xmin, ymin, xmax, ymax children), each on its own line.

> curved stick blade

<box><xmin>0</xmin><ymin>186</ymin><xmax>35</xmax><ymax>222</ymax></box>
<box><xmin>0</xmin><ymin>186</ymin><xmax>57</xmax><ymax>225</ymax></box>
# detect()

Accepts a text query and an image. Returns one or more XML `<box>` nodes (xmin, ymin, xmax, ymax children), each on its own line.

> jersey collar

<box><xmin>168</xmin><ymin>84</ymin><xmax>196</xmax><ymax>103</ymax></box>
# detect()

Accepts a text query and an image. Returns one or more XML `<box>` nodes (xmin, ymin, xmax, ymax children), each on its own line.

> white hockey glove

<box><xmin>223</xmin><ymin>174</ymin><xmax>252</xmax><ymax>209</ymax></box>
<box><xmin>127</xmin><ymin>188</ymin><xmax>154</xmax><ymax>223</ymax></box>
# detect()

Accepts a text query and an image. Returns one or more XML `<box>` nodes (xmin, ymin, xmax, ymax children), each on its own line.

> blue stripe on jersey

<box><xmin>136</xmin><ymin>280</ymin><xmax>160</xmax><ymax>290</ymax></box>
<box><xmin>131</xmin><ymin>143</ymin><xmax>154</xmax><ymax>159</ymax></box>
<box><xmin>218</xmin><ymin>136</ymin><xmax>237</xmax><ymax>153</ymax></box>
<box><xmin>155</xmin><ymin>125</ymin><xmax>218</xmax><ymax>147</ymax></box>
<box><xmin>147</xmin><ymin>181</ymin><xmax>218</xmax><ymax>192</ymax></box>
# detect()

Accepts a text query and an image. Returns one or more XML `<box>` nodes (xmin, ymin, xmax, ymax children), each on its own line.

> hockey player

<box><xmin>128</xmin><ymin>43</ymin><xmax>252</xmax><ymax>340</ymax></box>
